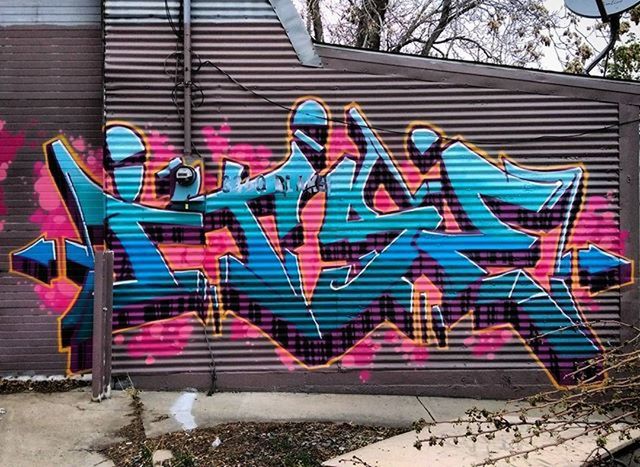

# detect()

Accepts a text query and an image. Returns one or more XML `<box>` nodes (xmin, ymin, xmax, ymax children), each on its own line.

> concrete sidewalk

<box><xmin>0</xmin><ymin>387</ymin><xmax>514</xmax><ymax>466</ymax></box>
<box><xmin>1</xmin><ymin>388</ymin><xmax>626</xmax><ymax>467</ymax></box>
<box><xmin>323</xmin><ymin>420</ymin><xmax>639</xmax><ymax>467</ymax></box>
<box><xmin>138</xmin><ymin>390</ymin><xmax>515</xmax><ymax>436</ymax></box>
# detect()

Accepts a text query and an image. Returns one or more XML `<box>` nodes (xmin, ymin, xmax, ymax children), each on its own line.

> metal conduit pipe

<box><xmin>183</xmin><ymin>0</ymin><xmax>192</xmax><ymax>160</ymax></box>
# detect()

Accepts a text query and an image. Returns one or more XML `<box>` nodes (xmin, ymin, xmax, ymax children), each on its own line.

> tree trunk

<box><xmin>421</xmin><ymin>0</ymin><xmax>452</xmax><ymax>56</ymax></box>
<box><xmin>354</xmin><ymin>0</ymin><xmax>389</xmax><ymax>50</ymax></box>
<box><xmin>306</xmin><ymin>0</ymin><xmax>324</xmax><ymax>42</ymax></box>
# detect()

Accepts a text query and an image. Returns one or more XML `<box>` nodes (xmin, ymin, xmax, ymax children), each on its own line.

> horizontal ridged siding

<box><xmin>0</xmin><ymin>0</ymin><xmax>100</xmax><ymax>24</ymax></box>
<box><xmin>105</xmin><ymin>0</ymin><xmax>633</xmax><ymax>395</ymax></box>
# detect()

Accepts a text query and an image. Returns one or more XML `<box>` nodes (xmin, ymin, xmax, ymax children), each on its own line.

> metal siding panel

<box><xmin>103</xmin><ymin>0</ymin><xmax>635</xmax><ymax>396</ymax></box>
<box><xmin>0</xmin><ymin>1</ymin><xmax>103</xmax><ymax>376</ymax></box>
<box><xmin>0</xmin><ymin>0</ymin><xmax>101</xmax><ymax>25</ymax></box>
<box><xmin>105</xmin><ymin>0</ymin><xmax>277</xmax><ymax>21</ymax></box>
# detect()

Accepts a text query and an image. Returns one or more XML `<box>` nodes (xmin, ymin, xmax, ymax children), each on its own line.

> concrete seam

<box><xmin>415</xmin><ymin>396</ymin><xmax>436</xmax><ymax>423</ymax></box>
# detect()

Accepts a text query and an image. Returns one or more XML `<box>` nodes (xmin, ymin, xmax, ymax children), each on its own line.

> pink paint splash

<box><xmin>464</xmin><ymin>329</ymin><xmax>514</xmax><ymax>361</ymax></box>
<box><xmin>229</xmin><ymin>317</ymin><xmax>263</xmax><ymax>340</ymax></box>
<box><xmin>384</xmin><ymin>329</ymin><xmax>430</xmax><ymax>367</ymax></box>
<box><xmin>567</xmin><ymin>194</ymin><xmax>629</xmax><ymax>313</ymax></box>
<box><xmin>34</xmin><ymin>279</ymin><xmax>79</xmax><ymax>314</ymax></box>
<box><xmin>573</xmin><ymin>195</ymin><xmax>629</xmax><ymax>255</ymax></box>
<box><xmin>125</xmin><ymin>315</ymin><xmax>194</xmax><ymax>363</ymax></box>
<box><xmin>68</xmin><ymin>135</ymin><xmax>103</xmax><ymax>184</ymax></box>
<box><xmin>29</xmin><ymin>161</ymin><xmax>77</xmax><ymax>240</ymax></box>
<box><xmin>202</xmin><ymin>125</ymin><xmax>273</xmax><ymax>183</ymax></box>
<box><xmin>341</xmin><ymin>337</ymin><xmax>381</xmax><ymax>383</ymax></box>
<box><xmin>0</xmin><ymin>121</ymin><xmax>25</xmax><ymax>216</ymax></box>
<box><xmin>29</xmin><ymin>135</ymin><xmax>102</xmax><ymax>241</ymax></box>
<box><xmin>275</xmin><ymin>346</ymin><xmax>298</xmax><ymax>371</ymax></box>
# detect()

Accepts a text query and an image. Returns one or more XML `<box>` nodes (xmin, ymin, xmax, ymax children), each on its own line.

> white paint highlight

<box><xmin>170</xmin><ymin>392</ymin><xmax>198</xmax><ymax>431</ymax></box>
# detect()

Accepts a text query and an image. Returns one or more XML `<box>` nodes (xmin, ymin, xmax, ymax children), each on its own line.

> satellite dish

<box><xmin>564</xmin><ymin>0</ymin><xmax>640</xmax><ymax>74</ymax></box>
<box><xmin>565</xmin><ymin>0</ymin><xmax>640</xmax><ymax>19</ymax></box>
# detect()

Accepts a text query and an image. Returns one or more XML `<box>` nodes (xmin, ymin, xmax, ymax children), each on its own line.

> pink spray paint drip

<box><xmin>341</xmin><ymin>337</ymin><xmax>381</xmax><ymax>383</ymax></box>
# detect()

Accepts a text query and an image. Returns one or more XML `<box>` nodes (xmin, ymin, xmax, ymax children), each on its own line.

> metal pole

<box><xmin>183</xmin><ymin>0</ymin><xmax>192</xmax><ymax>160</ymax></box>
<box><xmin>595</xmin><ymin>0</ymin><xmax>609</xmax><ymax>22</ymax></box>
<box><xmin>585</xmin><ymin>14</ymin><xmax>620</xmax><ymax>74</ymax></box>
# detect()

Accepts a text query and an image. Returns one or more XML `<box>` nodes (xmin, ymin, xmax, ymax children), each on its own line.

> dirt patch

<box><xmin>103</xmin><ymin>415</ymin><xmax>404</xmax><ymax>467</ymax></box>
<box><xmin>0</xmin><ymin>378</ymin><xmax>90</xmax><ymax>394</ymax></box>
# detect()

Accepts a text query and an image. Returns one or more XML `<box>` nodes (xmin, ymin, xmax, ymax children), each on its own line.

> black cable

<box><xmin>194</xmin><ymin>57</ymin><xmax>640</xmax><ymax>147</ymax></box>
<box><xmin>164</xmin><ymin>0</ymin><xmax>182</xmax><ymax>39</ymax></box>
<box><xmin>165</xmin><ymin>4</ymin><xmax>640</xmax><ymax>149</ymax></box>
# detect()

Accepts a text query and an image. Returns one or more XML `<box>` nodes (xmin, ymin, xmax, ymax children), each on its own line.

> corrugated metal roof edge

<box><xmin>316</xmin><ymin>43</ymin><xmax>640</xmax><ymax>106</ymax></box>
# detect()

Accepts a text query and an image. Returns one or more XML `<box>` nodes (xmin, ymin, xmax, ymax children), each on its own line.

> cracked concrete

<box><xmin>0</xmin><ymin>388</ymin><xmax>129</xmax><ymax>467</ymax></box>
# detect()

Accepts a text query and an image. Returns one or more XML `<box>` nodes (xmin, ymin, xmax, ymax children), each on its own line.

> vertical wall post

<box><xmin>103</xmin><ymin>251</ymin><xmax>114</xmax><ymax>393</ymax></box>
<box><xmin>92</xmin><ymin>250</ymin><xmax>114</xmax><ymax>402</ymax></box>
<box><xmin>619</xmin><ymin>105</ymin><xmax>640</xmax><ymax>347</ymax></box>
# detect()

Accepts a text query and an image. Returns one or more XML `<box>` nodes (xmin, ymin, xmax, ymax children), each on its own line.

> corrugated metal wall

<box><xmin>3</xmin><ymin>0</ymin><xmax>636</xmax><ymax>397</ymax></box>
<box><xmin>0</xmin><ymin>0</ymin><xmax>103</xmax><ymax>376</ymax></box>
<box><xmin>100</xmin><ymin>0</ymin><xmax>639</xmax><ymax>397</ymax></box>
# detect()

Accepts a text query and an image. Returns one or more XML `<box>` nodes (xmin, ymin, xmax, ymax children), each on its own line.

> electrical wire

<box><xmin>164</xmin><ymin>0</ymin><xmax>182</xmax><ymax>39</ymax></box>
<box><xmin>164</xmin><ymin>4</ymin><xmax>639</xmax><ymax>149</ymax></box>
<box><xmin>194</xmin><ymin>57</ymin><xmax>640</xmax><ymax>146</ymax></box>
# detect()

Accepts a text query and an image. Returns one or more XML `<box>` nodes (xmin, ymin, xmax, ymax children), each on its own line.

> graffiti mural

<box><xmin>9</xmin><ymin>98</ymin><xmax>633</xmax><ymax>385</ymax></box>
